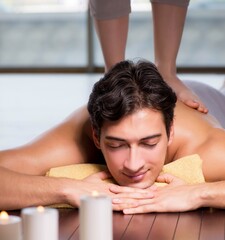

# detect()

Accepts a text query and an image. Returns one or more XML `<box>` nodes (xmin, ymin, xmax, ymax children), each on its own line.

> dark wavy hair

<box><xmin>87</xmin><ymin>59</ymin><xmax>177</xmax><ymax>140</ymax></box>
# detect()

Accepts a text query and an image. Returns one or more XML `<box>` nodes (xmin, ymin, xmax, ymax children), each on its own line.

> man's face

<box><xmin>94</xmin><ymin>108</ymin><xmax>174</xmax><ymax>189</ymax></box>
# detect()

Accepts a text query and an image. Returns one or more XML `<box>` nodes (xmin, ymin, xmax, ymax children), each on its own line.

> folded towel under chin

<box><xmin>46</xmin><ymin>154</ymin><xmax>205</xmax><ymax>208</ymax></box>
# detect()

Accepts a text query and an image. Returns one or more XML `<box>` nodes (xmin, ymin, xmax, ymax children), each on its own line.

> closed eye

<box><xmin>108</xmin><ymin>144</ymin><xmax>126</xmax><ymax>149</ymax></box>
<box><xmin>140</xmin><ymin>142</ymin><xmax>157</xmax><ymax>148</ymax></box>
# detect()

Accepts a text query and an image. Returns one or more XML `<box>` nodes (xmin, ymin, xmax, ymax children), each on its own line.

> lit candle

<box><xmin>80</xmin><ymin>191</ymin><xmax>112</xmax><ymax>240</ymax></box>
<box><xmin>21</xmin><ymin>206</ymin><xmax>58</xmax><ymax>240</ymax></box>
<box><xmin>0</xmin><ymin>211</ymin><xmax>22</xmax><ymax>240</ymax></box>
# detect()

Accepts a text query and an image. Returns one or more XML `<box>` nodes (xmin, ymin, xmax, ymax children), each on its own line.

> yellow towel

<box><xmin>46</xmin><ymin>154</ymin><xmax>205</xmax><ymax>208</ymax></box>
<box><xmin>160</xmin><ymin>154</ymin><xmax>205</xmax><ymax>184</ymax></box>
<box><xmin>46</xmin><ymin>164</ymin><xmax>108</xmax><ymax>180</ymax></box>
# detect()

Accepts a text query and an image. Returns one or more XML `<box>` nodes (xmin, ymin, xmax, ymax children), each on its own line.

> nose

<box><xmin>123</xmin><ymin>147</ymin><xmax>145</xmax><ymax>173</ymax></box>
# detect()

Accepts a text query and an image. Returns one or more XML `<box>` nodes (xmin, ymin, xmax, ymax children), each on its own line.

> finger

<box><xmin>157</xmin><ymin>173</ymin><xmax>176</xmax><ymax>183</ymax></box>
<box><xmin>110</xmin><ymin>185</ymin><xmax>150</xmax><ymax>194</ymax></box>
<box><xmin>147</xmin><ymin>184</ymin><xmax>158</xmax><ymax>190</ymax></box>
<box><xmin>113</xmin><ymin>196</ymin><xmax>154</xmax><ymax>204</ymax></box>
<box><xmin>157</xmin><ymin>173</ymin><xmax>185</xmax><ymax>186</ymax></box>
<box><xmin>123</xmin><ymin>205</ymin><xmax>152</xmax><ymax>214</ymax></box>
<box><xmin>112</xmin><ymin>190</ymin><xmax>154</xmax><ymax>201</ymax></box>
<box><xmin>123</xmin><ymin>200</ymin><xmax>159</xmax><ymax>214</ymax></box>
<box><xmin>112</xmin><ymin>201</ymin><xmax>139</xmax><ymax>211</ymax></box>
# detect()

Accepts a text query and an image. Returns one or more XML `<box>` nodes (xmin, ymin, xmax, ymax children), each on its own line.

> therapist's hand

<box><xmin>110</xmin><ymin>174</ymin><xmax>201</xmax><ymax>214</ymax></box>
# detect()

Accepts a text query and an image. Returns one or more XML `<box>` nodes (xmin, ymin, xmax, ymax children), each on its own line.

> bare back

<box><xmin>65</xmin><ymin>102</ymin><xmax>225</xmax><ymax>182</ymax></box>
<box><xmin>1</xmin><ymin>101</ymin><xmax>225</xmax><ymax>182</ymax></box>
<box><xmin>168</xmin><ymin>101</ymin><xmax>225</xmax><ymax>182</ymax></box>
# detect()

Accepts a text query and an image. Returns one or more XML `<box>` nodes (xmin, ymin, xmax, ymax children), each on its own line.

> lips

<box><xmin>123</xmin><ymin>171</ymin><xmax>148</xmax><ymax>182</ymax></box>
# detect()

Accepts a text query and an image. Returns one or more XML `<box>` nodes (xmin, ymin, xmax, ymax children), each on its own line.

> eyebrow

<box><xmin>105</xmin><ymin>134</ymin><xmax>161</xmax><ymax>142</ymax></box>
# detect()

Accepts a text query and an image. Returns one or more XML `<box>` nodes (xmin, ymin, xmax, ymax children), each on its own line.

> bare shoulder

<box><xmin>171</xmin><ymin>101</ymin><xmax>222</xmax><ymax>156</ymax></box>
<box><xmin>174</xmin><ymin>101</ymin><xmax>222</xmax><ymax>130</ymax></box>
<box><xmin>171</xmin><ymin>102</ymin><xmax>225</xmax><ymax>182</ymax></box>
<box><xmin>0</xmin><ymin>105</ymin><xmax>99</xmax><ymax>175</ymax></box>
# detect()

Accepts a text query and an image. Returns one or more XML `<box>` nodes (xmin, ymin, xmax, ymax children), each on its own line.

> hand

<box><xmin>156</xmin><ymin>172</ymin><xmax>186</xmax><ymax>186</ymax></box>
<box><xmin>111</xmin><ymin>174</ymin><xmax>200</xmax><ymax>214</ymax></box>
<box><xmin>65</xmin><ymin>170</ymin><xmax>117</xmax><ymax>207</ymax></box>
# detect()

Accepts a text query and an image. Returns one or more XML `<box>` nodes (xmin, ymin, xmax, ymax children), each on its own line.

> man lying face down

<box><xmin>1</xmin><ymin>59</ymin><xmax>225</xmax><ymax>214</ymax></box>
<box><xmin>88</xmin><ymin>60</ymin><xmax>177</xmax><ymax>189</ymax></box>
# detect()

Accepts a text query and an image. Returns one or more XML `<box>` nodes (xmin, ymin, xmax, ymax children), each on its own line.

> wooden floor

<box><xmin>11</xmin><ymin>207</ymin><xmax>225</xmax><ymax>240</ymax></box>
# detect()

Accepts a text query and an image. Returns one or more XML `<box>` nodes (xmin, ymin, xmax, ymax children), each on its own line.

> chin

<box><xmin>118</xmin><ymin>180</ymin><xmax>152</xmax><ymax>189</ymax></box>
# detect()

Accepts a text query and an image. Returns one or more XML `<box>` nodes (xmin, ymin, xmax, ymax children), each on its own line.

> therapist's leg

<box><xmin>151</xmin><ymin>2</ymin><xmax>208</xmax><ymax>113</ymax></box>
<box><xmin>93</xmin><ymin>16</ymin><xmax>129</xmax><ymax>72</ymax></box>
<box><xmin>89</xmin><ymin>0</ymin><xmax>130</xmax><ymax>72</ymax></box>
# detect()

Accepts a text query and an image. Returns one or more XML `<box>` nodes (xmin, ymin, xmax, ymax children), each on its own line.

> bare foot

<box><xmin>163</xmin><ymin>75</ymin><xmax>208</xmax><ymax>114</ymax></box>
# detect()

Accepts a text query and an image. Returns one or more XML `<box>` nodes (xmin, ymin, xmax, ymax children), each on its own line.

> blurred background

<box><xmin>0</xmin><ymin>0</ymin><xmax>225</xmax><ymax>72</ymax></box>
<box><xmin>0</xmin><ymin>0</ymin><xmax>225</xmax><ymax>150</ymax></box>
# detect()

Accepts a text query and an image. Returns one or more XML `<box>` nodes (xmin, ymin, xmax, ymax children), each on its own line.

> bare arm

<box><xmin>110</xmin><ymin>175</ymin><xmax>225</xmax><ymax>214</ymax></box>
<box><xmin>0</xmin><ymin>166</ymin><xmax>115</xmax><ymax>210</ymax></box>
<box><xmin>0</xmin><ymin>106</ymin><xmax>99</xmax><ymax>175</ymax></box>
<box><xmin>0</xmin><ymin>106</ymin><xmax>105</xmax><ymax>210</ymax></box>
<box><xmin>0</xmin><ymin>166</ymin><xmax>67</xmax><ymax>210</ymax></box>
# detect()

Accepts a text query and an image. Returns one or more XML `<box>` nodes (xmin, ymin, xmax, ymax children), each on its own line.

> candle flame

<box><xmin>37</xmin><ymin>206</ymin><xmax>45</xmax><ymax>212</ymax></box>
<box><xmin>92</xmin><ymin>191</ymin><xmax>99</xmax><ymax>197</ymax></box>
<box><xmin>0</xmin><ymin>211</ymin><xmax>9</xmax><ymax>220</ymax></box>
